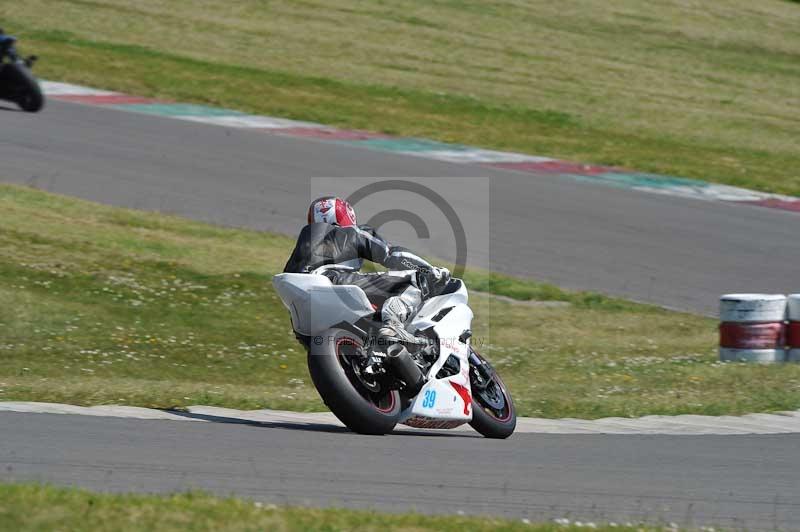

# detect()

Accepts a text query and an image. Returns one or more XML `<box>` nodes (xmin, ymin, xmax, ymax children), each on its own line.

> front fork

<box><xmin>468</xmin><ymin>349</ymin><xmax>495</xmax><ymax>390</ymax></box>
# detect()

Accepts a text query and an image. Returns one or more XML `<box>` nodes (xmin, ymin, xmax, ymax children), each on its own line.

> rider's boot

<box><xmin>377</xmin><ymin>286</ymin><xmax>424</xmax><ymax>346</ymax></box>
<box><xmin>379</xmin><ymin>317</ymin><xmax>423</xmax><ymax>345</ymax></box>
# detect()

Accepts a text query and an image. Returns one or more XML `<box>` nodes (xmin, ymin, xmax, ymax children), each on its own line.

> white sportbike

<box><xmin>273</xmin><ymin>266</ymin><xmax>516</xmax><ymax>438</ymax></box>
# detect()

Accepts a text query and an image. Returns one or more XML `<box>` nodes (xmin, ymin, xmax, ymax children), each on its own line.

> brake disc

<box><xmin>477</xmin><ymin>381</ymin><xmax>505</xmax><ymax>410</ymax></box>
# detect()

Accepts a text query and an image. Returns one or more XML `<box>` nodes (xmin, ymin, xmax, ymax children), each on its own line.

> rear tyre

<box><xmin>468</xmin><ymin>349</ymin><xmax>516</xmax><ymax>439</ymax></box>
<box><xmin>307</xmin><ymin>328</ymin><xmax>401</xmax><ymax>435</ymax></box>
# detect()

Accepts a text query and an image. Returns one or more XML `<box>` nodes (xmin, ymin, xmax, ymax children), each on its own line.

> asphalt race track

<box><xmin>3</xmin><ymin>100</ymin><xmax>800</xmax><ymax>314</ymax></box>
<box><xmin>2</xmin><ymin>412</ymin><xmax>799</xmax><ymax>529</ymax></box>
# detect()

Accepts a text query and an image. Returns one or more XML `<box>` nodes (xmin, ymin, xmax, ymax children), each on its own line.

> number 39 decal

<box><xmin>422</xmin><ymin>389</ymin><xmax>437</xmax><ymax>408</ymax></box>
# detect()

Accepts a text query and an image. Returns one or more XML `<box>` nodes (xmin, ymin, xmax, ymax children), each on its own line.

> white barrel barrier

<box><xmin>786</xmin><ymin>294</ymin><xmax>800</xmax><ymax>362</ymax></box>
<box><xmin>719</xmin><ymin>294</ymin><xmax>786</xmax><ymax>363</ymax></box>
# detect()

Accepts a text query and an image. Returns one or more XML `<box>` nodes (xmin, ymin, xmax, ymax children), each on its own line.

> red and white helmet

<box><xmin>307</xmin><ymin>196</ymin><xmax>357</xmax><ymax>227</ymax></box>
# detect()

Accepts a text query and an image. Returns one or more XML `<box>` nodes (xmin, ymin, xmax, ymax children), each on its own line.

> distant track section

<box><xmin>41</xmin><ymin>81</ymin><xmax>800</xmax><ymax>213</ymax></box>
<box><xmin>3</xmin><ymin>85</ymin><xmax>800</xmax><ymax>313</ymax></box>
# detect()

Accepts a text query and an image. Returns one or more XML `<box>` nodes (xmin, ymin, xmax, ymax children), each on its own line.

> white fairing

<box><xmin>401</xmin><ymin>284</ymin><xmax>473</xmax><ymax>428</ymax></box>
<box><xmin>272</xmin><ymin>271</ymin><xmax>474</xmax><ymax>428</ymax></box>
<box><xmin>272</xmin><ymin>273</ymin><xmax>374</xmax><ymax>336</ymax></box>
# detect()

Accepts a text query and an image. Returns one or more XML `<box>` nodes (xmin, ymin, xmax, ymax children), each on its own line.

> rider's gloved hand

<box><xmin>417</xmin><ymin>266</ymin><xmax>450</xmax><ymax>298</ymax></box>
<box><xmin>431</xmin><ymin>266</ymin><xmax>450</xmax><ymax>282</ymax></box>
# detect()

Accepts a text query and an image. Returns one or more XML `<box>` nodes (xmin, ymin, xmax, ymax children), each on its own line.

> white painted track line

<box><xmin>2</xmin><ymin>402</ymin><xmax>800</xmax><ymax>435</ymax></box>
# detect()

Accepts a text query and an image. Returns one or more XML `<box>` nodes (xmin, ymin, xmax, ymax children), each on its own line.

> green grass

<box><xmin>0</xmin><ymin>483</ymin><xmax>660</xmax><ymax>532</ymax></box>
<box><xmin>2</xmin><ymin>184</ymin><xmax>800</xmax><ymax>419</ymax></box>
<box><xmin>2</xmin><ymin>1</ymin><xmax>800</xmax><ymax>194</ymax></box>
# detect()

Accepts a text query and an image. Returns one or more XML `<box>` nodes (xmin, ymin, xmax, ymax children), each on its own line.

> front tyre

<box><xmin>469</xmin><ymin>349</ymin><xmax>516</xmax><ymax>439</ymax></box>
<box><xmin>10</xmin><ymin>64</ymin><xmax>44</xmax><ymax>113</ymax></box>
<box><xmin>307</xmin><ymin>328</ymin><xmax>400</xmax><ymax>435</ymax></box>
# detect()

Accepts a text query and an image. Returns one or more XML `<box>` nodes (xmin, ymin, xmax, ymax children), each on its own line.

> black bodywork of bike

<box><xmin>0</xmin><ymin>32</ymin><xmax>44</xmax><ymax>112</ymax></box>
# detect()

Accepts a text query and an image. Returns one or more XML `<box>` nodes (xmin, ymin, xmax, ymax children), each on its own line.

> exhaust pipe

<box><xmin>386</xmin><ymin>344</ymin><xmax>425</xmax><ymax>396</ymax></box>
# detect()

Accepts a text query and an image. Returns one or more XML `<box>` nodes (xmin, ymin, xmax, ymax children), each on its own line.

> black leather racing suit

<box><xmin>283</xmin><ymin>222</ymin><xmax>435</xmax><ymax>324</ymax></box>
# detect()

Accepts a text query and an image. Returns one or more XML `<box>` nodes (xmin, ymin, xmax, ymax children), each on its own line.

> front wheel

<box><xmin>469</xmin><ymin>349</ymin><xmax>516</xmax><ymax>439</ymax></box>
<box><xmin>18</xmin><ymin>85</ymin><xmax>44</xmax><ymax>113</ymax></box>
<box><xmin>9</xmin><ymin>64</ymin><xmax>44</xmax><ymax>113</ymax></box>
<box><xmin>307</xmin><ymin>328</ymin><xmax>401</xmax><ymax>435</ymax></box>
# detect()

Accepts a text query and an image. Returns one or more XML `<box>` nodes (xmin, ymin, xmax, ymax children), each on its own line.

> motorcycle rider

<box><xmin>0</xmin><ymin>29</ymin><xmax>16</xmax><ymax>57</ymax></box>
<box><xmin>284</xmin><ymin>196</ymin><xmax>450</xmax><ymax>345</ymax></box>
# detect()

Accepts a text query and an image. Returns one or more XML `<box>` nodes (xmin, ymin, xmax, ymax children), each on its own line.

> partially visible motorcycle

<box><xmin>0</xmin><ymin>30</ymin><xmax>44</xmax><ymax>113</ymax></box>
<box><xmin>273</xmin><ymin>265</ymin><xmax>517</xmax><ymax>438</ymax></box>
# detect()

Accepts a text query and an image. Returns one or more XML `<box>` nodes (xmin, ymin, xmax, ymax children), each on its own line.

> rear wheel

<box><xmin>468</xmin><ymin>349</ymin><xmax>516</xmax><ymax>439</ymax></box>
<box><xmin>307</xmin><ymin>328</ymin><xmax>400</xmax><ymax>435</ymax></box>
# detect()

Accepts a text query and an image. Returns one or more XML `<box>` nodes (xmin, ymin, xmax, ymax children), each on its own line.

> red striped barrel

<box><xmin>787</xmin><ymin>295</ymin><xmax>800</xmax><ymax>362</ymax></box>
<box><xmin>719</xmin><ymin>294</ymin><xmax>786</xmax><ymax>363</ymax></box>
